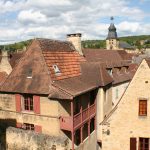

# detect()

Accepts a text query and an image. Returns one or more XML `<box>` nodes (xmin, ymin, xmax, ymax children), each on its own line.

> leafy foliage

<box><xmin>0</xmin><ymin>35</ymin><xmax>150</xmax><ymax>52</ymax></box>
<box><xmin>82</xmin><ymin>35</ymin><xmax>150</xmax><ymax>49</ymax></box>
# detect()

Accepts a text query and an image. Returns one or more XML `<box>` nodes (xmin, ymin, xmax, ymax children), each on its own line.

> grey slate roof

<box><xmin>106</xmin><ymin>23</ymin><xmax>118</xmax><ymax>39</ymax></box>
<box><xmin>119</xmin><ymin>41</ymin><xmax>134</xmax><ymax>49</ymax></box>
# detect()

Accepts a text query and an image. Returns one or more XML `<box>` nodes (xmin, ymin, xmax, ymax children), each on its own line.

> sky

<box><xmin>0</xmin><ymin>0</ymin><xmax>150</xmax><ymax>44</ymax></box>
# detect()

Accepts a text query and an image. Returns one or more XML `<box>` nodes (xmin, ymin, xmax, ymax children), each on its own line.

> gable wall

<box><xmin>101</xmin><ymin>60</ymin><xmax>150</xmax><ymax>150</ymax></box>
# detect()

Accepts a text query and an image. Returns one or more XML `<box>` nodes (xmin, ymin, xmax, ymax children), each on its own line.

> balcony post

<box><xmin>80</xmin><ymin>126</ymin><xmax>83</xmax><ymax>143</ymax></box>
<box><xmin>72</xmin><ymin>131</ymin><xmax>74</xmax><ymax>150</ymax></box>
<box><xmin>88</xmin><ymin>101</ymin><xmax>90</xmax><ymax>119</ymax></box>
<box><xmin>80</xmin><ymin>100</ymin><xmax>83</xmax><ymax>125</ymax></box>
<box><xmin>88</xmin><ymin>120</ymin><xmax>90</xmax><ymax>136</ymax></box>
<box><xmin>71</xmin><ymin>101</ymin><xmax>74</xmax><ymax>150</ymax></box>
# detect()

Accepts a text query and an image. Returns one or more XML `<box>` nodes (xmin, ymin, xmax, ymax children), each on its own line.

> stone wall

<box><xmin>101</xmin><ymin>59</ymin><xmax>150</xmax><ymax>150</ymax></box>
<box><xmin>6</xmin><ymin>127</ymin><xmax>69</xmax><ymax>150</ymax></box>
<box><xmin>112</xmin><ymin>82</ymin><xmax>129</xmax><ymax>107</ymax></box>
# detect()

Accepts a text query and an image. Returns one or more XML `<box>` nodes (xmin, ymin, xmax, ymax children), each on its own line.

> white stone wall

<box><xmin>112</xmin><ymin>82</ymin><xmax>129</xmax><ymax>107</ymax></box>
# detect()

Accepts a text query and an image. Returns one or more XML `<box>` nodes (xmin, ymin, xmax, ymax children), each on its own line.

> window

<box><xmin>107</xmin><ymin>69</ymin><xmax>112</xmax><ymax>76</ymax></box>
<box><xmin>115</xmin><ymin>88</ymin><xmax>119</xmax><ymax>99</ymax></box>
<box><xmin>139</xmin><ymin>138</ymin><xmax>149</xmax><ymax>150</ymax></box>
<box><xmin>23</xmin><ymin>95</ymin><xmax>33</xmax><ymax>111</ymax></box>
<box><xmin>23</xmin><ymin>123</ymin><xmax>34</xmax><ymax>131</ymax></box>
<box><xmin>53</xmin><ymin>65</ymin><xmax>61</xmax><ymax>75</ymax></box>
<box><xmin>139</xmin><ymin>100</ymin><xmax>147</xmax><ymax>116</ymax></box>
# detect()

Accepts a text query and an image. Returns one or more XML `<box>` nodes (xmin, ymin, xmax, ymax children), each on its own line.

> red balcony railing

<box><xmin>60</xmin><ymin>103</ymin><xmax>96</xmax><ymax>131</ymax></box>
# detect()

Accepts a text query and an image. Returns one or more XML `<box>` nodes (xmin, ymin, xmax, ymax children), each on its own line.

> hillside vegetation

<box><xmin>0</xmin><ymin>35</ymin><xmax>150</xmax><ymax>52</ymax></box>
<box><xmin>82</xmin><ymin>35</ymin><xmax>150</xmax><ymax>49</ymax></box>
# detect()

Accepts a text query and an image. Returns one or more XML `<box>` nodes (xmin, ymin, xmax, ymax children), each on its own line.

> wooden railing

<box><xmin>60</xmin><ymin>103</ymin><xmax>96</xmax><ymax>131</ymax></box>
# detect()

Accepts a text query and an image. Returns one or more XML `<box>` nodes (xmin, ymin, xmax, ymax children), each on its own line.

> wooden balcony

<box><xmin>60</xmin><ymin>103</ymin><xmax>96</xmax><ymax>131</ymax></box>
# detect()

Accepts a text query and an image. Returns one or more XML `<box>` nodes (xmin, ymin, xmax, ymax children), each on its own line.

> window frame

<box><xmin>139</xmin><ymin>137</ymin><xmax>149</xmax><ymax>150</ymax></box>
<box><xmin>23</xmin><ymin>95</ymin><xmax>34</xmax><ymax>112</ymax></box>
<box><xmin>23</xmin><ymin>123</ymin><xmax>35</xmax><ymax>131</ymax></box>
<box><xmin>139</xmin><ymin>99</ymin><xmax>147</xmax><ymax>116</ymax></box>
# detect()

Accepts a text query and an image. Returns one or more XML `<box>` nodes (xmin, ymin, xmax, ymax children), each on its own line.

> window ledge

<box><xmin>21</xmin><ymin>110</ymin><xmax>34</xmax><ymax>114</ymax></box>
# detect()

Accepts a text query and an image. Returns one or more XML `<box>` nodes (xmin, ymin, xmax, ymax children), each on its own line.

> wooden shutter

<box><xmin>15</xmin><ymin>94</ymin><xmax>21</xmax><ymax>112</ymax></box>
<box><xmin>35</xmin><ymin>125</ymin><xmax>42</xmax><ymax>133</ymax></box>
<box><xmin>130</xmin><ymin>138</ymin><xmax>136</xmax><ymax>150</ymax></box>
<box><xmin>16</xmin><ymin>122</ymin><xmax>22</xmax><ymax>128</ymax></box>
<box><xmin>33</xmin><ymin>96</ymin><xmax>40</xmax><ymax>114</ymax></box>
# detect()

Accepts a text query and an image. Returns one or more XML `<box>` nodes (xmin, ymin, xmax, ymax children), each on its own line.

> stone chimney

<box><xmin>67</xmin><ymin>33</ymin><xmax>83</xmax><ymax>55</ymax></box>
<box><xmin>0</xmin><ymin>50</ymin><xmax>12</xmax><ymax>75</ymax></box>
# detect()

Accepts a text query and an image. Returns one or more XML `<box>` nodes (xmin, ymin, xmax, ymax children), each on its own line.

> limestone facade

<box><xmin>101</xmin><ymin>59</ymin><xmax>150</xmax><ymax>150</ymax></box>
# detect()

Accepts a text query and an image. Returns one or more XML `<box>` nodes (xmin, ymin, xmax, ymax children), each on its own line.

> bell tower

<box><xmin>106</xmin><ymin>17</ymin><xmax>119</xmax><ymax>50</ymax></box>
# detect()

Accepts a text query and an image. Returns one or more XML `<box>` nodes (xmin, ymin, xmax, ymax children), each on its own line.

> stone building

<box><xmin>0</xmin><ymin>34</ymin><xmax>136</xmax><ymax>150</ymax></box>
<box><xmin>106</xmin><ymin>20</ymin><xmax>135</xmax><ymax>53</ymax></box>
<box><xmin>100</xmin><ymin>58</ymin><xmax>150</xmax><ymax>150</ymax></box>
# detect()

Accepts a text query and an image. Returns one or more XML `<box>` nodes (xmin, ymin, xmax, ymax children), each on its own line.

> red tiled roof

<box><xmin>43</xmin><ymin>51</ymin><xmax>85</xmax><ymax>81</ymax></box>
<box><xmin>117</xmin><ymin>50</ymin><xmax>138</xmax><ymax>61</ymax></box>
<box><xmin>38</xmin><ymin>38</ymin><xmax>76</xmax><ymax>51</ymax></box>
<box><xmin>51</xmin><ymin>62</ymin><xmax>113</xmax><ymax>97</ymax></box>
<box><xmin>9</xmin><ymin>52</ymin><xmax>24</xmax><ymax>68</ymax></box>
<box><xmin>0</xmin><ymin>71</ymin><xmax>8</xmax><ymax>85</ymax></box>
<box><xmin>83</xmin><ymin>49</ymin><xmax>123</xmax><ymax>62</ymax></box>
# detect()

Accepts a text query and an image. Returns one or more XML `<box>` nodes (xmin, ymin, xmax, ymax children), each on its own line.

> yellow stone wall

<box><xmin>0</xmin><ymin>93</ymin><xmax>70</xmax><ymax>136</ymax></box>
<box><xmin>101</xmin><ymin>59</ymin><xmax>150</xmax><ymax>150</ymax></box>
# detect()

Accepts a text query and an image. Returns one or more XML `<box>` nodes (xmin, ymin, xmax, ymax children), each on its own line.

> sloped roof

<box><xmin>43</xmin><ymin>51</ymin><xmax>85</xmax><ymax>81</ymax></box>
<box><xmin>106</xmin><ymin>23</ymin><xmax>118</xmax><ymax>39</ymax></box>
<box><xmin>83</xmin><ymin>49</ymin><xmax>123</xmax><ymax>62</ymax></box>
<box><xmin>119</xmin><ymin>41</ymin><xmax>134</xmax><ymax>49</ymax></box>
<box><xmin>0</xmin><ymin>38</ymin><xmax>133</xmax><ymax>99</ymax></box>
<box><xmin>37</xmin><ymin>38</ymin><xmax>76</xmax><ymax>51</ymax></box>
<box><xmin>0</xmin><ymin>71</ymin><xmax>8</xmax><ymax>85</ymax></box>
<box><xmin>9</xmin><ymin>52</ymin><xmax>24</xmax><ymax>68</ymax></box>
<box><xmin>1</xmin><ymin>40</ymin><xmax>52</xmax><ymax>94</ymax></box>
<box><xmin>51</xmin><ymin>62</ymin><xmax>113</xmax><ymax>97</ymax></box>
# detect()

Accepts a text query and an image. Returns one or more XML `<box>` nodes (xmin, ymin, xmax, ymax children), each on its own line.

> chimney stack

<box><xmin>67</xmin><ymin>33</ymin><xmax>83</xmax><ymax>55</ymax></box>
<box><xmin>0</xmin><ymin>50</ymin><xmax>12</xmax><ymax>75</ymax></box>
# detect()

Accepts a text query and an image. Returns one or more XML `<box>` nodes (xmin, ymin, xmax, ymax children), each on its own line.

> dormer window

<box><xmin>53</xmin><ymin>65</ymin><xmax>61</xmax><ymax>75</ymax></box>
<box><xmin>107</xmin><ymin>69</ymin><xmax>112</xmax><ymax>76</ymax></box>
<box><xmin>27</xmin><ymin>68</ymin><xmax>32</xmax><ymax>78</ymax></box>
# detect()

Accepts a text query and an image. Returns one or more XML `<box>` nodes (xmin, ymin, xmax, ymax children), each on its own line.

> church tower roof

<box><xmin>106</xmin><ymin>17</ymin><xmax>118</xmax><ymax>40</ymax></box>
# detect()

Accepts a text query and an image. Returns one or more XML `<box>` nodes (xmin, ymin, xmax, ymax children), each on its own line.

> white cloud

<box><xmin>0</xmin><ymin>0</ymin><xmax>149</xmax><ymax>44</ymax></box>
<box><xmin>18</xmin><ymin>10</ymin><xmax>47</xmax><ymax>24</ymax></box>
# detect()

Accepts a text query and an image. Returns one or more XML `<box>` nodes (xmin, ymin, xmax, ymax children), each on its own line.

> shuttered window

<box><xmin>23</xmin><ymin>123</ymin><xmax>35</xmax><ymax>131</ymax></box>
<box><xmin>24</xmin><ymin>95</ymin><xmax>33</xmax><ymax>111</ymax></box>
<box><xmin>15</xmin><ymin>94</ymin><xmax>40</xmax><ymax>114</ymax></box>
<box><xmin>139</xmin><ymin>100</ymin><xmax>147</xmax><ymax>116</ymax></box>
<box><xmin>139</xmin><ymin>138</ymin><xmax>149</xmax><ymax>150</ymax></box>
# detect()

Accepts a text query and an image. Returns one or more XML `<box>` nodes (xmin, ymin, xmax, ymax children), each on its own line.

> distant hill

<box><xmin>0</xmin><ymin>40</ymin><xmax>31</xmax><ymax>52</ymax></box>
<box><xmin>0</xmin><ymin>35</ymin><xmax>150</xmax><ymax>52</ymax></box>
<box><xmin>82</xmin><ymin>35</ymin><xmax>150</xmax><ymax>49</ymax></box>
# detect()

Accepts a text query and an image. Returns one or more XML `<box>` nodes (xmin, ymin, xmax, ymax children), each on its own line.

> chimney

<box><xmin>0</xmin><ymin>50</ymin><xmax>12</xmax><ymax>75</ymax></box>
<box><xmin>67</xmin><ymin>33</ymin><xmax>83</xmax><ymax>55</ymax></box>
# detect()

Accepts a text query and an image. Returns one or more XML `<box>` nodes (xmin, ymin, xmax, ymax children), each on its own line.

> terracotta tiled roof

<box><xmin>43</xmin><ymin>51</ymin><xmax>85</xmax><ymax>81</ymax></box>
<box><xmin>37</xmin><ymin>38</ymin><xmax>76</xmax><ymax>51</ymax></box>
<box><xmin>117</xmin><ymin>50</ymin><xmax>137</xmax><ymax>61</ymax></box>
<box><xmin>51</xmin><ymin>62</ymin><xmax>113</xmax><ymax>97</ymax></box>
<box><xmin>0</xmin><ymin>71</ymin><xmax>8</xmax><ymax>85</ymax></box>
<box><xmin>9</xmin><ymin>52</ymin><xmax>24</xmax><ymax>68</ymax></box>
<box><xmin>83</xmin><ymin>49</ymin><xmax>123</xmax><ymax>62</ymax></box>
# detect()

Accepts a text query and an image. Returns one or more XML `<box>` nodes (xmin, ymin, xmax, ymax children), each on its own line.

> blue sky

<box><xmin>0</xmin><ymin>0</ymin><xmax>149</xmax><ymax>44</ymax></box>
